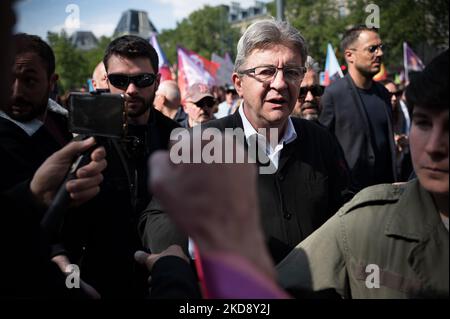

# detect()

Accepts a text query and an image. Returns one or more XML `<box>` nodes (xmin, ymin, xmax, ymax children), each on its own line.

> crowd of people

<box><xmin>0</xmin><ymin>0</ymin><xmax>448</xmax><ymax>299</ymax></box>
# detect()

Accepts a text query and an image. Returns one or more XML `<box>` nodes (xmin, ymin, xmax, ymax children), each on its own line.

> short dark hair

<box><xmin>405</xmin><ymin>49</ymin><xmax>449</xmax><ymax>112</ymax></box>
<box><xmin>380</xmin><ymin>79</ymin><xmax>395</xmax><ymax>87</ymax></box>
<box><xmin>103</xmin><ymin>35</ymin><xmax>159</xmax><ymax>73</ymax></box>
<box><xmin>13</xmin><ymin>33</ymin><xmax>56</xmax><ymax>77</ymax></box>
<box><xmin>341</xmin><ymin>25</ymin><xmax>379</xmax><ymax>52</ymax></box>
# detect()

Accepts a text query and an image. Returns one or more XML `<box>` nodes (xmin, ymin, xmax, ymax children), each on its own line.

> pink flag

<box><xmin>177</xmin><ymin>47</ymin><xmax>219</xmax><ymax>100</ymax></box>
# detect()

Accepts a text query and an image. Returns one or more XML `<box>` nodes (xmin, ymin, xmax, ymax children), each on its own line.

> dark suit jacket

<box><xmin>140</xmin><ymin>111</ymin><xmax>351</xmax><ymax>262</ymax></box>
<box><xmin>319</xmin><ymin>73</ymin><xmax>397</xmax><ymax>191</ymax></box>
<box><xmin>0</xmin><ymin>112</ymin><xmax>72</xmax><ymax>192</ymax></box>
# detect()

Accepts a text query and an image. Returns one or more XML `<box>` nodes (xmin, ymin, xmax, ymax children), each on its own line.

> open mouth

<box><xmin>266</xmin><ymin>97</ymin><xmax>287</xmax><ymax>106</ymax></box>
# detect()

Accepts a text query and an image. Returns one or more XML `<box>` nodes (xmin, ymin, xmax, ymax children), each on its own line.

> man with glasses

<box><xmin>319</xmin><ymin>26</ymin><xmax>397</xmax><ymax>191</ymax></box>
<box><xmin>180</xmin><ymin>83</ymin><xmax>216</xmax><ymax>128</ymax></box>
<box><xmin>292</xmin><ymin>56</ymin><xmax>323</xmax><ymax>121</ymax></box>
<box><xmin>140</xmin><ymin>20</ymin><xmax>350</xmax><ymax>265</ymax></box>
<box><xmin>383</xmin><ymin>79</ymin><xmax>413</xmax><ymax>180</ymax></box>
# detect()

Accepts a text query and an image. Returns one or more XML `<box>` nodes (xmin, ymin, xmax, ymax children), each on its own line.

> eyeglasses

<box><xmin>299</xmin><ymin>85</ymin><xmax>324</xmax><ymax>100</ymax></box>
<box><xmin>350</xmin><ymin>44</ymin><xmax>384</xmax><ymax>55</ymax></box>
<box><xmin>388</xmin><ymin>91</ymin><xmax>403</xmax><ymax>98</ymax></box>
<box><xmin>238</xmin><ymin>65</ymin><xmax>307</xmax><ymax>84</ymax></box>
<box><xmin>108</xmin><ymin>73</ymin><xmax>157</xmax><ymax>89</ymax></box>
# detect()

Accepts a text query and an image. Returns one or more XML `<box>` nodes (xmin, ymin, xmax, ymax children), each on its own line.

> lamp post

<box><xmin>276</xmin><ymin>0</ymin><xmax>285</xmax><ymax>21</ymax></box>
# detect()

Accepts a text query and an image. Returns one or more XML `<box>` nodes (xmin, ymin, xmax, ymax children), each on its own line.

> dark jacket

<box><xmin>0</xmin><ymin>112</ymin><xmax>72</xmax><ymax>192</ymax></box>
<box><xmin>0</xmin><ymin>181</ymin><xmax>199</xmax><ymax>299</ymax></box>
<box><xmin>64</xmin><ymin>107</ymin><xmax>180</xmax><ymax>298</ymax></box>
<box><xmin>319</xmin><ymin>74</ymin><xmax>397</xmax><ymax>191</ymax></box>
<box><xmin>140</xmin><ymin>111</ymin><xmax>351</xmax><ymax>262</ymax></box>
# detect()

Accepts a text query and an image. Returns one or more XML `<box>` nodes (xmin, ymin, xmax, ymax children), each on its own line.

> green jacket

<box><xmin>277</xmin><ymin>179</ymin><xmax>449</xmax><ymax>298</ymax></box>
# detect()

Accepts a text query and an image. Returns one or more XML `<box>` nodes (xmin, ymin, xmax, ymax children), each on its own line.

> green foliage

<box><xmin>47</xmin><ymin>31</ymin><xmax>111</xmax><ymax>94</ymax></box>
<box><xmin>267</xmin><ymin>0</ymin><xmax>448</xmax><ymax>72</ymax></box>
<box><xmin>49</xmin><ymin>1</ymin><xmax>448</xmax><ymax>93</ymax></box>
<box><xmin>158</xmin><ymin>5</ymin><xmax>240</xmax><ymax>65</ymax></box>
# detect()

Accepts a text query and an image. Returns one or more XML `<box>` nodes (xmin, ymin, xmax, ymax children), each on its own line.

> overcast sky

<box><xmin>14</xmin><ymin>0</ymin><xmax>271</xmax><ymax>39</ymax></box>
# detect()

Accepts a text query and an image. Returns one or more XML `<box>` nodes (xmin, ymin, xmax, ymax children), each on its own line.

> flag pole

<box><xmin>403</xmin><ymin>42</ymin><xmax>409</xmax><ymax>83</ymax></box>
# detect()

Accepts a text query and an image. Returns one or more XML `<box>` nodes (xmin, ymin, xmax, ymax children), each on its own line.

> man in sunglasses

<box><xmin>383</xmin><ymin>79</ymin><xmax>413</xmax><ymax>180</ymax></box>
<box><xmin>319</xmin><ymin>26</ymin><xmax>397</xmax><ymax>192</ymax></box>
<box><xmin>292</xmin><ymin>56</ymin><xmax>323</xmax><ymax>121</ymax></box>
<box><xmin>180</xmin><ymin>83</ymin><xmax>216</xmax><ymax>128</ymax></box>
<box><xmin>55</xmin><ymin>35</ymin><xmax>180</xmax><ymax>298</ymax></box>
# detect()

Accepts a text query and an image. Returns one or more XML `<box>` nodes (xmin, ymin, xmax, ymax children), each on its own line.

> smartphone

<box><xmin>68</xmin><ymin>92</ymin><xmax>127</xmax><ymax>138</ymax></box>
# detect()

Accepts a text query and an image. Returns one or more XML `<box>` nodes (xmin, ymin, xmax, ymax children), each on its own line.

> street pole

<box><xmin>276</xmin><ymin>0</ymin><xmax>285</xmax><ymax>21</ymax></box>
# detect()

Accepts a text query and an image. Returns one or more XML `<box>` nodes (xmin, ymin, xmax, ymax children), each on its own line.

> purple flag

<box><xmin>403</xmin><ymin>42</ymin><xmax>425</xmax><ymax>82</ymax></box>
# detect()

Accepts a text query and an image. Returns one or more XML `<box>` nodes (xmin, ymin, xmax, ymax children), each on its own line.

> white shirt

<box><xmin>0</xmin><ymin>99</ymin><xmax>68</xmax><ymax>137</ymax></box>
<box><xmin>238</xmin><ymin>103</ymin><xmax>297</xmax><ymax>169</ymax></box>
<box><xmin>0</xmin><ymin>111</ymin><xmax>43</xmax><ymax>136</ymax></box>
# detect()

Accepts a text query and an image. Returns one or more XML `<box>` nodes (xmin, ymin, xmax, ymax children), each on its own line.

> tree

<box><xmin>267</xmin><ymin>0</ymin><xmax>448</xmax><ymax>72</ymax></box>
<box><xmin>158</xmin><ymin>5</ymin><xmax>240</xmax><ymax>65</ymax></box>
<box><xmin>47</xmin><ymin>32</ymin><xmax>111</xmax><ymax>94</ymax></box>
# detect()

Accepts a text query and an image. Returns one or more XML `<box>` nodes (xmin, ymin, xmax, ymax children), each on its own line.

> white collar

<box><xmin>238</xmin><ymin>102</ymin><xmax>297</xmax><ymax>147</ymax></box>
<box><xmin>0</xmin><ymin>110</ymin><xmax>43</xmax><ymax>136</ymax></box>
<box><xmin>0</xmin><ymin>99</ymin><xmax>67</xmax><ymax>137</ymax></box>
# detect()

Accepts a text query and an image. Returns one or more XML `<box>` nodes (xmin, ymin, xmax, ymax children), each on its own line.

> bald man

<box><xmin>91</xmin><ymin>61</ymin><xmax>109</xmax><ymax>91</ymax></box>
<box><xmin>154</xmin><ymin>80</ymin><xmax>186</xmax><ymax>122</ymax></box>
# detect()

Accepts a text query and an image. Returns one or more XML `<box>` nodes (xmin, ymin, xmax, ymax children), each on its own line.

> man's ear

<box><xmin>154</xmin><ymin>94</ymin><xmax>165</xmax><ymax>105</ymax></box>
<box><xmin>232</xmin><ymin>73</ymin><xmax>244</xmax><ymax>98</ymax></box>
<box><xmin>344</xmin><ymin>49</ymin><xmax>354</xmax><ymax>64</ymax></box>
<box><xmin>181</xmin><ymin>102</ymin><xmax>188</xmax><ymax>112</ymax></box>
<box><xmin>49</xmin><ymin>73</ymin><xmax>59</xmax><ymax>92</ymax></box>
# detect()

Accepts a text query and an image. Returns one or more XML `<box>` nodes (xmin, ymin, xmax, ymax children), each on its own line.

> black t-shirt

<box><xmin>357</xmin><ymin>86</ymin><xmax>394</xmax><ymax>184</ymax></box>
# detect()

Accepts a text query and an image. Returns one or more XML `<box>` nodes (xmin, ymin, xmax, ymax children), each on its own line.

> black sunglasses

<box><xmin>367</xmin><ymin>44</ymin><xmax>384</xmax><ymax>54</ymax></box>
<box><xmin>299</xmin><ymin>85</ymin><xmax>324</xmax><ymax>99</ymax></box>
<box><xmin>108</xmin><ymin>73</ymin><xmax>156</xmax><ymax>89</ymax></box>
<box><xmin>195</xmin><ymin>99</ymin><xmax>216</xmax><ymax>109</ymax></box>
<box><xmin>388</xmin><ymin>91</ymin><xmax>403</xmax><ymax>98</ymax></box>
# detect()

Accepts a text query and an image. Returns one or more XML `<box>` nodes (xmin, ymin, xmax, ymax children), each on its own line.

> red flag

<box><xmin>177</xmin><ymin>47</ymin><xmax>219</xmax><ymax>100</ymax></box>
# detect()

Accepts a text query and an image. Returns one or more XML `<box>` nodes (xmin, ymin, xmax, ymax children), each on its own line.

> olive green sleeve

<box><xmin>276</xmin><ymin>212</ymin><xmax>349</xmax><ymax>297</ymax></box>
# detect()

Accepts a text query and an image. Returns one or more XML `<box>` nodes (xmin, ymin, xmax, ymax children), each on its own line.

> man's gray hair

<box><xmin>304</xmin><ymin>56</ymin><xmax>321</xmax><ymax>83</ymax></box>
<box><xmin>305</xmin><ymin>56</ymin><xmax>320</xmax><ymax>73</ymax></box>
<box><xmin>234</xmin><ymin>19</ymin><xmax>308</xmax><ymax>72</ymax></box>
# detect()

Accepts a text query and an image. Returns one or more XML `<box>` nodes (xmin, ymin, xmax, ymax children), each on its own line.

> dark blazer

<box><xmin>0</xmin><ymin>112</ymin><xmax>72</xmax><ymax>192</ymax></box>
<box><xmin>140</xmin><ymin>111</ymin><xmax>351</xmax><ymax>262</ymax></box>
<box><xmin>319</xmin><ymin>73</ymin><xmax>397</xmax><ymax>191</ymax></box>
<box><xmin>62</xmin><ymin>107</ymin><xmax>180</xmax><ymax>298</ymax></box>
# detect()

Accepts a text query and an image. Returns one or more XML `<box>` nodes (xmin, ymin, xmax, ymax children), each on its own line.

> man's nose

<box><xmin>305</xmin><ymin>90</ymin><xmax>314</xmax><ymax>102</ymax></box>
<box><xmin>125</xmin><ymin>82</ymin><xmax>139</xmax><ymax>96</ymax></box>
<box><xmin>11</xmin><ymin>78</ymin><xmax>21</xmax><ymax>96</ymax></box>
<box><xmin>376</xmin><ymin>46</ymin><xmax>384</xmax><ymax>58</ymax></box>
<box><xmin>391</xmin><ymin>94</ymin><xmax>397</xmax><ymax>104</ymax></box>
<box><xmin>270</xmin><ymin>69</ymin><xmax>288</xmax><ymax>90</ymax></box>
<box><xmin>425</xmin><ymin>126</ymin><xmax>448</xmax><ymax>160</ymax></box>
